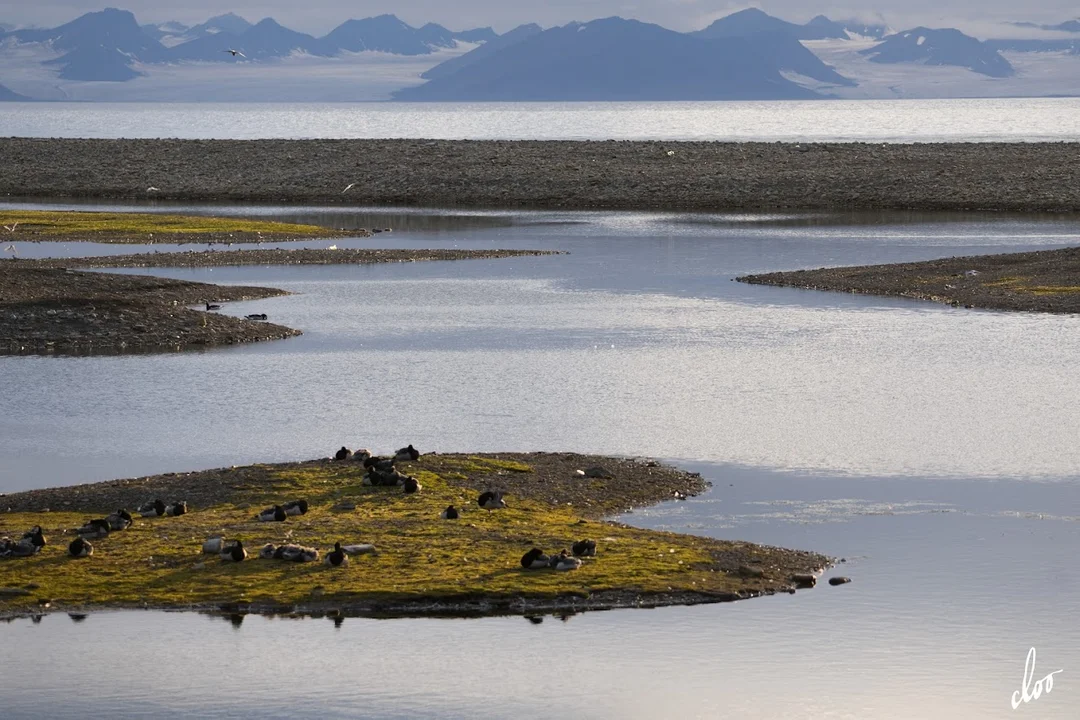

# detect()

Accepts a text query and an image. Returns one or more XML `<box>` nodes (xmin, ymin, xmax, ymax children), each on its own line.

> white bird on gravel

<box><xmin>146</xmin><ymin>187</ymin><xmax>160</xmax><ymax>193</ymax></box>
<box><xmin>342</xmin><ymin>183</ymin><xmax>356</xmax><ymax>193</ymax></box>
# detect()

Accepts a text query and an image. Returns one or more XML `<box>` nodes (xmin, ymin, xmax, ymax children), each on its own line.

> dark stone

<box><xmin>828</xmin><ymin>576</ymin><xmax>852</xmax><ymax>586</ymax></box>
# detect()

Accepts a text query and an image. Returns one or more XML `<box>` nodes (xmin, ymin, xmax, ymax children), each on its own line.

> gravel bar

<box><xmin>737</xmin><ymin>246</ymin><xmax>1080</xmax><ymax>313</ymax></box>
<box><xmin>3</xmin><ymin>138</ymin><xmax>1080</xmax><ymax>213</ymax></box>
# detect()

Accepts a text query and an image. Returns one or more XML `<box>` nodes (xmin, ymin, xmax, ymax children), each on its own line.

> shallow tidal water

<box><xmin>1</xmin><ymin>206</ymin><xmax>1078</xmax><ymax>718</ymax></box>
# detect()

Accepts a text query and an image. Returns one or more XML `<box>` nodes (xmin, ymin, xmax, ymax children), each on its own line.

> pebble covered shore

<box><xmin>4</xmin><ymin>138</ymin><xmax>1080</xmax><ymax>213</ymax></box>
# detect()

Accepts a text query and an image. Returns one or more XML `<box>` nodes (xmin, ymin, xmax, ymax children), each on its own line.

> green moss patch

<box><xmin>0</xmin><ymin>209</ymin><xmax>344</xmax><ymax>244</ymax></box>
<box><xmin>0</xmin><ymin>453</ymin><xmax>827</xmax><ymax>616</ymax></box>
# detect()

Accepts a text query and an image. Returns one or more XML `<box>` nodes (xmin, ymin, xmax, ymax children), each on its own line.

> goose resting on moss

<box><xmin>394</xmin><ymin>444</ymin><xmax>420</xmax><ymax>462</ymax></box>
<box><xmin>478</xmin><ymin>491</ymin><xmax>507</xmax><ymax>510</ymax></box>
<box><xmin>138</xmin><ymin>499</ymin><xmax>167</xmax><ymax>518</ymax></box>
<box><xmin>68</xmin><ymin>536</ymin><xmax>94</xmax><ymax>558</ymax></box>
<box><xmin>325</xmin><ymin>542</ymin><xmax>348</xmax><ymax>567</ymax></box>
<box><xmin>257</xmin><ymin>505</ymin><xmax>287</xmax><ymax>522</ymax></box>
<box><xmin>76</xmin><ymin>519</ymin><xmax>111</xmax><ymax>540</ymax></box>
<box><xmin>283</xmin><ymin>499</ymin><xmax>309</xmax><ymax>516</ymax></box>
<box><xmin>571</xmin><ymin>539</ymin><xmax>597</xmax><ymax>557</ymax></box>
<box><xmin>165</xmin><ymin>501</ymin><xmax>187</xmax><ymax>517</ymax></box>
<box><xmin>334</xmin><ymin>446</ymin><xmax>352</xmax><ymax>461</ymax></box>
<box><xmin>221</xmin><ymin>540</ymin><xmax>247</xmax><ymax>562</ymax></box>
<box><xmin>521</xmin><ymin>548</ymin><xmax>552</xmax><ymax>570</ymax></box>
<box><xmin>550</xmin><ymin>550</ymin><xmax>583</xmax><ymax>571</ymax></box>
<box><xmin>106</xmin><ymin>509</ymin><xmax>133</xmax><ymax>531</ymax></box>
<box><xmin>440</xmin><ymin>505</ymin><xmax>459</xmax><ymax>520</ymax></box>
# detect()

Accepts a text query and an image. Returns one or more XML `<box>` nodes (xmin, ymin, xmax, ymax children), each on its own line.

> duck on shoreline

<box><xmin>334</xmin><ymin>446</ymin><xmax>352</xmax><ymax>461</ymax></box>
<box><xmin>402</xmin><ymin>477</ymin><xmax>421</xmax><ymax>494</ymax></box>
<box><xmin>260</xmin><ymin>543</ymin><xmax>319</xmax><ymax>562</ymax></box>
<box><xmin>441</xmin><ymin>505</ymin><xmax>459</xmax><ymax>520</ymax></box>
<box><xmin>137</xmin><ymin>499</ymin><xmax>167</xmax><ymax>518</ymax></box>
<box><xmin>571</xmin><ymin>539</ymin><xmax>597</xmax><ymax>557</ymax></box>
<box><xmin>221</xmin><ymin>540</ymin><xmax>247</xmax><ymax>562</ymax></box>
<box><xmin>326</xmin><ymin>542</ymin><xmax>348</xmax><ymax>567</ymax></box>
<box><xmin>256</xmin><ymin>505</ymin><xmax>287</xmax><ymax>522</ymax></box>
<box><xmin>478</xmin><ymin>491</ymin><xmax>507</xmax><ymax>510</ymax></box>
<box><xmin>106</xmin><ymin>509</ymin><xmax>133</xmax><ymax>531</ymax></box>
<box><xmin>76</xmin><ymin>518</ymin><xmax>111</xmax><ymax>540</ymax></box>
<box><xmin>68</xmin><ymin>536</ymin><xmax>93</xmax><ymax>558</ymax></box>
<box><xmin>394</xmin><ymin>444</ymin><xmax>420</xmax><ymax>462</ymax></box>
<box><xmin>165</xmin><ymin>500</ymin><xmax>187</xmax><ymax>517</ymax></box>
<box><xmin>1</xmin><ymin>526</ymin><xmax>46</xmax><ymax>557</ymax></box>
<box><xmin>521</xmin><ymin>547</ymin><xmax>551</xmax><ymax>570</ymax></box>
<box><xmin>283</xmin><ymin>499</ymin><xmax>309</xmax><ymax>516</ymax></box>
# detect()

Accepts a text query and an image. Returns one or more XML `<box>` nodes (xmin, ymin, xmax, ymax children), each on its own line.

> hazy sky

<box><xmin>4</xmin><ymin>1</ymin><xmax>1078</xmax><ymax>36</ymax></box>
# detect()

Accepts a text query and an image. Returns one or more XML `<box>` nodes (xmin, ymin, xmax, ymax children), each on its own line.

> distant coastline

<box><xmin>738</xmin><ymin>246</ymin><xmax>1080</xmax><ymax>314</ymax></box>
<box><xmin>4</xmin><ymin>138</ymin><xmax>1079</xmax><ymax>214</ymax></box>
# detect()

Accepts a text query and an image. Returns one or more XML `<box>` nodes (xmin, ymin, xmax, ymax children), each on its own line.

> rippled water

<box><xmin>1</xmin><ymin>206</ymin><xmax>1078</xmax><ymax>717</ymax></box>
<box><xmin>3</xmin><ymin>97</ymin><xmax>1080</xmax><ymax>141</ymax></box>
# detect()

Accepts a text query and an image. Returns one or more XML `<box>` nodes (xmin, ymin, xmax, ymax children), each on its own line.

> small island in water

<box><xmin>738</xmin><ymin>246</ymin><xmax>1080</xmax><ymax>314</ymax></box>
<box><xmin>0</xmin><ymin>452</ymin><xmax>828</xmax><ymax>619</ymax></box>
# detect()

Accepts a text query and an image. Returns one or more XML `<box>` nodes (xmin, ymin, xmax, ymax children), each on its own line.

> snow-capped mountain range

<box><xmin>1</xmin><ymin>7</ymin><xmax>1078</xmax><ymax>101</ymax></box>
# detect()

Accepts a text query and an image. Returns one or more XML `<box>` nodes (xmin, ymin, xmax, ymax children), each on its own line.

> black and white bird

<box><xmin>521</xmin><ymin>548</ymin><xmax>551</xmax><ymax>570</ymax></box>
<box><xmin>402</xmin><ymin>477</ymin><xmax>421</xmax><ymax>494</ymax></box>
<box><xmin>223</xmin><ymin>49</ymin><xmax>246</xmax><ymax>58</ymax></box>
<box><xmin>138</xmin><ymin>499</ymin><xmax>167</xmax><ymax>518</ymax></box>
<box><xmin>394</xmin><ymin>444</ymin><xmax>420</xmax><ymax>462</ymax></box>
<box><xmin>571</xmin><ymin>539</ymin><xmax>597</xmax><ymax>557</ymax></box>
<box><xmin>76</xmin><ymin>518</ymin><xmax>111</xmax><ymax>540</ymax></box>
<box><xmin>106</xmin><ymin>509</ymin><xmax>133</xmax><ymax>531</ymax></box>
<box><xmin>68</xmin><ymin>536</ymin><xmax>94</xmax><ymax>558</ymax></box>
<box><xmin>440</xmin><ymin>505</ymin><xmax>459</xmax><ymax>520</ymax></box>
<box><xmin>478</xmin><ymin>491</ymin><xmax>507</xmax><ymax>510</ymax></box>
<box><xmin>165</xmin><ymin>500</ymin><xmax>187</xmax><ymax>517</ymax></box>
<box><xmin>334</xmin><ymin>446</ymin><xmax>352</xmax><ymax>461</ymax></box>
<box><xmin>550</xmin><ymin>550</ymin><xmax>582</xmax><ymax>571</ymax></box>
<box><xmin>205</xmin><ymin>302</ymin><xmax>222</xmax><ymax>311</ymax></box>
<box><xmin>257</xmin><ymin>505</ymin><xmax>287</xmax><ymax>522</ymax></box>
<box><xmin>283</xmin><ymin>499</ymin><xmax>309</xmax><ymax>516</ymax></box>
<box><xmin>221</xmin><ymin>540</ymin><xmax>247</xmax><ymax>562</ymax></box>
<box><xmin>326</xmin><ymin>542</ymin><xmax>348</xmax><ymax>567</ymax></box>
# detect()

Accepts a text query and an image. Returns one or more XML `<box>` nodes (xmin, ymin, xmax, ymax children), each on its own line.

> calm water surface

<box><xmin>2</xmin><ymin>98</ymin><xmax>1080</xmax><ymax>142</ymax></box>
<box><xmin>0</xmin><ymin>207</ymin><xmax>1078</xmax><ymax>718</ymax></box>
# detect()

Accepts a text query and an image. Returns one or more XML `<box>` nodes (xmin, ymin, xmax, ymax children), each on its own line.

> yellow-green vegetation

<box><xmin>0</xmin><ymin>209</ymin><xmax>344</xmax><ymax>243</ymax></box>
<box><xmin>0</xmin><ymin>454</ymin><xmax>825</xmax><ymax>616</ymax></box>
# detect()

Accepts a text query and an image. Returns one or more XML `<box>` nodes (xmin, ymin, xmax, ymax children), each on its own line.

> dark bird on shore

<box><xmin>205</xmin><ymin>302</ymin><xmax>222</xmax><ymax>311</ymax></box>
<box><xmin>245</xmin><ymin>313</ymin><xmax>268</xmax><ymax>321</ymax></box>
<box><xmin>334</xmin><ymin>446</ymin><xmax>352</xmax><ymax>461</ymax></box>
<box><xmin>283</xmin><ymin>499</ymin><xmax>309</xmax><ymax>516</ymax></box>
<box><xmin>165</xmin><ymin>500</ymin><xmax>187</xmax><ymax>517</ymax></box>
<box><xmin>478</xmin><ymin>491</ymin><xmax>507</xmax><ymax>510</ymax></box>
<box><xmin>76</xmin><ymin>518</ymin><xmax>111</xmax><ymax>540</ymax></box>
<box><xmin>221</xmin><ymin>540</ymin><xmax>247</xmax><ymax>562</ymax></box>
<box><xmin>363</xmin><ymin>456</ymin><xmax>394</xmax><ymax>471</ymax></box>
<box><xmin>106</xmin><ymin>509</ymin><xmax>133</xmax><ymax>531</ymax></box>
<box><xmin>23</xmin><ymin>525</ymin><xmax>47</xmax><ymax>549</ymax></box>
<box><xmin>138</xmin><ymin>499</ymin><xmax>167</xmax><ymax>518</ymax></box>
<box><xmin>571</xmin><ymin>539</ymin><xmax>597</xmax><ymax>557</ymax></box>
<box><xmin>402</xmin><ymin>476</ymin><xmax>421</xmax><ymax>494</ymax></box>
<box><xmin>326</xmin><ymin>542</ymin><xmax>348</xmax><ymax>567</ymax></box>
<box><xmin>550</xmin><ymin>549</ymin><xmax>582</xmax><ymax>571</ymax></box>
<box><xmin>68</xmin><ymin>536</ymin><xmax>94</xmax><ymax>558</ymax></box>
<box><xmin>223</xmin><ymin>49</ymin><xmax>246</xmax><ymax>58</ymax></box>
<box><xmin>1</xmin><ymin>526</ymin><xmax>45</xmax><ymax>557</ymax></box>
<box><xmin>441</xmin><ymin>505</ymin><xmax>459</xmax><ymax>520</ymax></box>
<box><xmin>394</xmin><ymin>444</ymin><xmax>420</xmax><ymax>462</ymax></box>
<box><xmin>521</xmin><ymin>547</ymin><xmax>551</xmax><ymax>569</ymax></box>
<box><xmin>257</xmin><ymin>505</ymin><xmax>287</xmax><ymax>522</ymax></box>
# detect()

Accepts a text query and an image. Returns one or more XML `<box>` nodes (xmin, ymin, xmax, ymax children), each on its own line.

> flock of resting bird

<box><xmin>0</xmin><ymin>444</ymin><xmax>598</xmax><ymax>573</ymax></box>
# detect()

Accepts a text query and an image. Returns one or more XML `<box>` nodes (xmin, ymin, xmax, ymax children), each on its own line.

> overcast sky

<box><xmin>5</xmin><ymin>1</ymin><xmax>1078</xmax><ymax>36</ymax></box>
